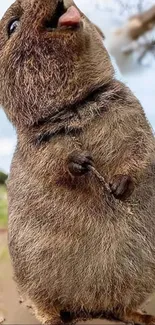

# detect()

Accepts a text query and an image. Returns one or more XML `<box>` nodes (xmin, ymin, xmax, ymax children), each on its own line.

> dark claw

<box><xmin>67</xmin><ymin>151</ymin><xmax>93</xmax><ymax>176</ymax></box>
<box><xmin>110</xmin><ymin>174</ymin><xmax>134</xmax><ymax>201</ymax></box>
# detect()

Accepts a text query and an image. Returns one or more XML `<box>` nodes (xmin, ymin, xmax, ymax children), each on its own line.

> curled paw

<box><xmin>67</xmin><ymin>150</ymin><xmax>93</xmax><ymax>176</ymax></box>
<box><xmin>109</xmin><ymin>174</ymin><xmax>134</xmax><ymax>201</ymax></box>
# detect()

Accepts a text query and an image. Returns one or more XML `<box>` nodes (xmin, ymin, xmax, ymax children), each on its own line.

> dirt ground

<box><xmin>0</xmin><ymin>231</ymin><xmax>155</xmax><ymax>325</ymax></box>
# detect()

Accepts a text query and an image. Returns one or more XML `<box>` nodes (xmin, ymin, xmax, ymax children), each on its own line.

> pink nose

<box><xmin>58</xmin><ymin>6</ymin><xmax>81</xmax><ymax>27</ymax></box>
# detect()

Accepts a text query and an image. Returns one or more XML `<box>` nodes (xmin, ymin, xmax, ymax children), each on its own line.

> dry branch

<box><xmin>129</xmin><ymin>5</ymin><xmax>155</xmax><ymax>40</ymax></box>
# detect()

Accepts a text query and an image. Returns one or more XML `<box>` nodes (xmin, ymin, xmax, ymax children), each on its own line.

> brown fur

<box><xmin>0</xmin><ymin>0</ymin><xmax>155</xmax><ymax>324</ymax></box>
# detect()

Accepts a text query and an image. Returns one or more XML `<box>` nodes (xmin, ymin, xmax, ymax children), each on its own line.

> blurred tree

<box><xmin>116</xmin><ymin>3</ymin><xmax>155</xmax><ymax>62</ymax></box>
<box><xmin>0</xmin><ymin>171</ymin><xmax>8</xmax><ymax>185</ymax></box>
<box><xmin>101</xmin><ymin>0</ymin><xmax>155</xmax><ymax>72</ymax></box>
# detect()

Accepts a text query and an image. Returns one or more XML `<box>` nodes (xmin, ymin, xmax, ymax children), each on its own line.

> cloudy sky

<box><xmin>0</xmin><ymin>1</ymin><xmax>13</xmax><ymax>17</ymax></box>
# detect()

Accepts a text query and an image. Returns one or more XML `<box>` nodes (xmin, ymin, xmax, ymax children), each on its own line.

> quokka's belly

<box><xmin>9</xmin><ymin>208</ymin><xmax>155</xmax><ymax>314</ymax></box>
<box><xmin>8</xmin><ymin>166</ymin><xmax>155</xmax><ymax>312</ymax></box>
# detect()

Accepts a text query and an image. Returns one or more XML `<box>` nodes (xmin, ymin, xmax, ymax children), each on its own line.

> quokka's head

<box><xmin>0</xmin><ymin>0</ymin><xmax>114</xmax><ymax>128</ymax></box>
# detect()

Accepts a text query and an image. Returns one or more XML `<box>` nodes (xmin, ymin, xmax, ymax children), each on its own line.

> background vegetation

<box><xmin>0</xmin><ymin>172</ymin><xmax>8</xmax><ymax>228</ymax></box>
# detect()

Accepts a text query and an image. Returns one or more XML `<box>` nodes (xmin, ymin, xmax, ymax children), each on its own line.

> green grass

<box><xmin>0</xmin><ymin>185</ymin><xmax>8</xmax><ymax>228</ymax></box>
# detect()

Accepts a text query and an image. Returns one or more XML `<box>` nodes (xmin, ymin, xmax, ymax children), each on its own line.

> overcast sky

<box><xmin>0</xmin><ymin>1</ymin><xmax>13</xmax><ymax>17</ymax></box>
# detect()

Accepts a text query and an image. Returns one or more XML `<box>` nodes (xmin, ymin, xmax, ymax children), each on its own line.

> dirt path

<box><xmin>0</xmin><ymin>232</ymin><xmax>39</xmax><ymax>324</ymax></box>
<box><xmin>0</xmin><ymin>232</ymin><xmax>155</xmax><ymax>324</ymax></box>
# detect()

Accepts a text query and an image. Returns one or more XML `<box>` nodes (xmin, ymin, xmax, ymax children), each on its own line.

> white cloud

<box><xmin>0</xmin><ymin>137</ymin><xmax>16</xmax><ymax>173</ymax></box>
<box><xmin>0</xmin><ymin>137</ymin><xmax>16</xmax><ymax>156</ymax></box>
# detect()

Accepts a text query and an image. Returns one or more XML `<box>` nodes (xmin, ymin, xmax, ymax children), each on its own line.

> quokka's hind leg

<box><xmin>119</xmin><ymin>310</ymin><xmax>155</xmax><ymax>325</ymax></box>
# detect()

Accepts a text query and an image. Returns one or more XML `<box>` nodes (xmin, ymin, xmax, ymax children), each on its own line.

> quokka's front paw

<box><xmin>67</xmin><ymin>150</ymin><xmax>93</xmax><ymax>176</ymax></box>
<box><xmin>109</xmin><ymin>174</ymin><xmax>134</xmax><ymax>201</ymax></box>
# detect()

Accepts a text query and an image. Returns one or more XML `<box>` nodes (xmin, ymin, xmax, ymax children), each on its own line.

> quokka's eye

<box><xmin>7</xmin><ymin>19</ymin><xmax>20</xmax><ymax>38</ymax></box>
